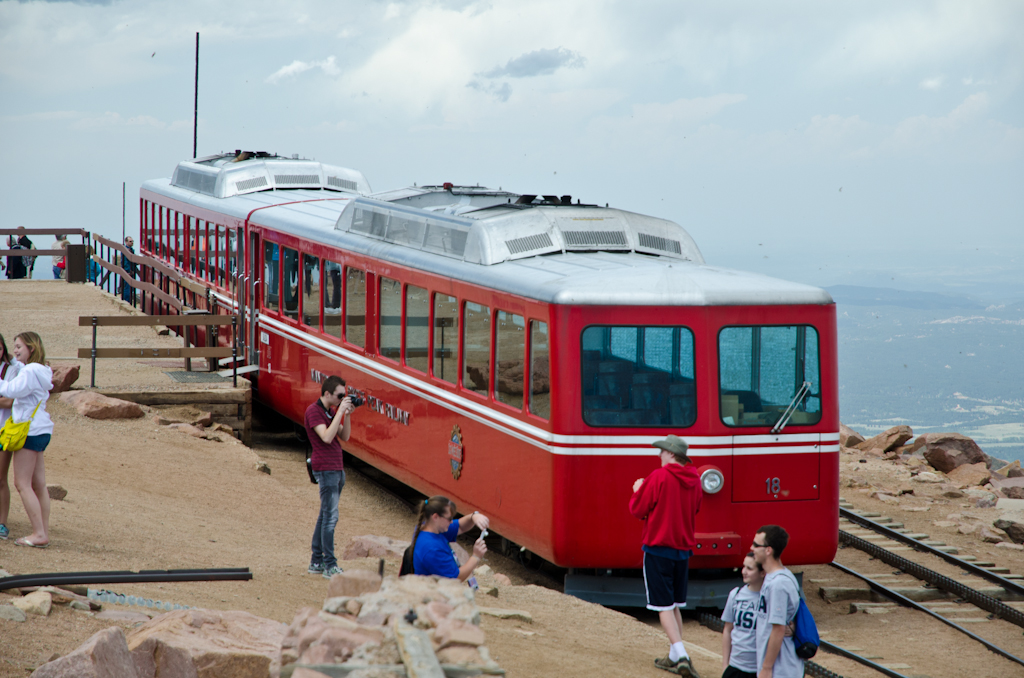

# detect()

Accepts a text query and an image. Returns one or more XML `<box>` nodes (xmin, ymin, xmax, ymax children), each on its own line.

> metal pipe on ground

<box><xmin>0</xmin><ymin>567</ymin><xmax>252</xmax><ymax>592</ymax></box>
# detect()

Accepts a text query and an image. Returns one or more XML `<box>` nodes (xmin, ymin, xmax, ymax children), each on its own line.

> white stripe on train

<box><xmin>259</xmin><ymin>314</ymin><xmax>840</xmax><ymax>457</ymax></box>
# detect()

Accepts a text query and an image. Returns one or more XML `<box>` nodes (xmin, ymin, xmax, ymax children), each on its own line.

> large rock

<box><xmin>342</xmin><ymin>535</ymin><xmax>410</xmax><ymax>560</ymax></box>
<box><xmin>60</xmin><ymin>391</ymin><xmax>144</xmax><ymax>420</ymax></box>
<box><xmin>855</xmin><ymin>426</ymin><xmax>913</xmax><ymax>456</ymax></box>
<box><xmin>946</xmin><ymin>462</ymin><xmax>991</xmax><ymax>488</ymax></box>
<box><xmin>31</xmin><ymin>627</ymin><xmax>139</xmax><ymax>678</ymax></box>
<box><xmin>49</xmin><ymin>365</ymin><xmax>80</xmax><ymax>393</ymax></box>
<box><xmin>14</xmin><ymin>591</ymin><xmax>52</xmax><ymax>616</ymax></box>
<box><xmin>47</xmin><ymin>484</ymin><xmax>67</xmax><ymax>501</ymax></box>
<box><xmin>126</xmin><ymin>608</ymin><xmax>286</xmax><ymax>678</ymax></box>
<box><xmin>912</xmin><ymin>471</ymin><xmax>944</xmax><ymax>484</ymax></box>
<box><xmin>989</xmin><ymin>476</ymin><xmax>1024</xmax><ymax>499</ymax></box>
<box><xmin>922</xmin><ymin>432</ymin><xmax>987</xmax><ymax>473</ymax></box>
<box><xmin>839</xmin><ymin>423</ymin><xmax>865</xmax><ymax>448</ymax></box>
<box><xmin>993</xmin><ymin>515</ymin><xmax>1024</xmax><ymax>544</ymax></box>
<box><xmin>326</xmin><ymin>570</ymin><xmax>383</xmax><ymax>599</ymax></box>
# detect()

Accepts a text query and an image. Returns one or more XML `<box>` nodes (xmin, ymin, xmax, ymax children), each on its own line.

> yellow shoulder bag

<box><xmin>0</xmin><ymin>402</ymin><xmax>42</xmax><ymax>452</ymax></box>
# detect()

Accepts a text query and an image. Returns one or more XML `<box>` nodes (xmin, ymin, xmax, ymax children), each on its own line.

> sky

<box><xmin>2</xmin><ymin>0</ymin><xmax>1022</xmax><ymax>298</ymax></box>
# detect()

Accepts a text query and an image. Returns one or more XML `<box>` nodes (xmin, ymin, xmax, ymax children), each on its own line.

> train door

<box><xmin>246</xmin><ymin>230</ymin><xmax>260</xmax><ymax>364</ymax></box>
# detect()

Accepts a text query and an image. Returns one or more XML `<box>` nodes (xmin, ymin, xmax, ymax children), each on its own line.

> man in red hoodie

<box><xmin>630</xmin><ymin>434</ymin><xmax>702</xmax><ymax>678</ymax></box>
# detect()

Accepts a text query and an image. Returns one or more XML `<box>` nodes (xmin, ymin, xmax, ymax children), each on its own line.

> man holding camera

<box><xmin>305</xmin><ymin>375</ymin><xmax>356</xmax><ymax>578</ymax></box>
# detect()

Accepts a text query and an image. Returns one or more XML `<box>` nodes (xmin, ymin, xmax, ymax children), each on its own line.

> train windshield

<box><xmin>718</xmin><ymin>325</ymin><xmax>821</xmax><ymax>427</ymax></box>
<box><xmin>581</xmin><ymin>326</ymin><xmax>696</xmax><ymax>427</ymax></box>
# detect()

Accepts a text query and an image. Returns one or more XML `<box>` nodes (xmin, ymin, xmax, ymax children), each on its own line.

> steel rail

<box><xmin>840</xmin><ymin>507</ymin><xmax>1024</xmax><ymax>598</ymax></box>
<box><xmin>838</xmin><ymin>520</ymin><xmax>1024</xmax><ymax>629</ymax></box>
<box><xmin>697</xmin><ymin>613</ymin><xmax>869</xmax><ymax>678</ymax></box>
<box><xmin>0</xmin><ymin>567</ymin><xmax>251</xmax><ymax>592</ymax></box>
<box><xmin>830</xmin><ymin>558</ymin><xmax>1024</xmax><ymax>669</ymax></box>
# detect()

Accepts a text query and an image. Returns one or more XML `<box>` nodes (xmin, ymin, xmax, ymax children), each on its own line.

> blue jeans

<box><xmin>311</xmin><ymin>469</ymin><xmax>345</xmax><ymax>569</ymax></box>
<box><xmin>53</xmin><ymin>266</ymin><xmax>62</xmax><ymax>279</ymax></box>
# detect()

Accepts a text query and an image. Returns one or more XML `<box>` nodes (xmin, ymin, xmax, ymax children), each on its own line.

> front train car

<box><xmin>138</xmin><ymin>154</ymin><xmax>837</xmax><ymax>608</ymax></box>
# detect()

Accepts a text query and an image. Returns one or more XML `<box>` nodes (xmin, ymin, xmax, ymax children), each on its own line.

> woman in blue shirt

<box><xmin>411</xmin><ymin>495</ymin><xmax>489</xmax><ymax>581</ymax></box>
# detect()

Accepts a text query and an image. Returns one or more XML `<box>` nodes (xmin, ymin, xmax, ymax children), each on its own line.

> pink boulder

<box><xmin>49</xmin><ymin>365</ymin><xmax>80</xmax><ymax>393</ymax></box>
<box><xmin>839</xmin><ymin>423</ymin><xmax>865</xmax><ymax>448</ymax></box>
<box><xmin>855</xmin><ymin>426</ymin><xmax>913</xmax><ymax>456</ymax></box>
<box><xmin>923</xmin><ymin>433</ymin><xmax>988</xmax><ymax>473</ymax></box>
<box><xmin>342</xmin><ymin>535</ymin><xmax>410</xmax><ymax>560</ymax></box>
<box><xmin>31</xmin><ymin>627</ymin><xmax>139</xmax><ymax>678</ymax></box>
<box><xmin>60</xmin><ymin>391</ymin><xmax>144</xmax><ymax>420</ymax></box>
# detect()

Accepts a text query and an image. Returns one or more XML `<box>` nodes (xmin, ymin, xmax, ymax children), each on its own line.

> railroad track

<box><xmin>822</xmin><ymin>501</ymin><xmax>1024</xmax><ymax>676</ymax></box>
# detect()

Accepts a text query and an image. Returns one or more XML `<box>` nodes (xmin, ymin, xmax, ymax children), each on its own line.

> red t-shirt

<box><xmin>304</xmin><ymin>401</ymin><xmax>344</xmax><ymax>471</ymax></box>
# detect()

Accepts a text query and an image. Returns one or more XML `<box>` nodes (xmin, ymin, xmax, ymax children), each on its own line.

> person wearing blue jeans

<box><xmin>303</xmin><ymin>375</ymin><xmax>355</xmax><ymax>578</ymax></box>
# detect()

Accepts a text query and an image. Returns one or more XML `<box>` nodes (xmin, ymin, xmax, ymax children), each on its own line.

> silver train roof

<box><xmin>144</xmin><ymin>159</ymin><xmax>832</xmax><ymax>307</ymax></box>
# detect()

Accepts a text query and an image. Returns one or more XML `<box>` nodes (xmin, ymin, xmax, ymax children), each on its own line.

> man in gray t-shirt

<box><xmin>751</xmin><ymin>525</ymin><xmax>804</xmax><ymax>678</ymax></box>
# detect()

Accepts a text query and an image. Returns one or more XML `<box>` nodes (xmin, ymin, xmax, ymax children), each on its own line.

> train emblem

<box><xmin>448</xmin><ymin>425</ymin><xmax>464</xmax><ymax>480</ymax></box>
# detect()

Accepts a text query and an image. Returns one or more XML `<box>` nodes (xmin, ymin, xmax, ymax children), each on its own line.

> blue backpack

<box><xmin>792</xmin><ymin>597</ymin><xmax>819</xmax><ymax>659</ymax></box>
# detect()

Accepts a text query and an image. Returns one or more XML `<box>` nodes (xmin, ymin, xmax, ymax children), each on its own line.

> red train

<box><xmin>139</xmin><ymin>151</ymin><xmax>839</xmax><ymax>606</ymax></box>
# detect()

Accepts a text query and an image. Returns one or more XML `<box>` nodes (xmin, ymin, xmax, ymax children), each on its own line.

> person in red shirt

<box><xmin>304</xmin><ymin>375</ymin><xmax>355</xmax><ymax>579</ymax></box>
<box><xmin>630</xmin><ymin>435</ymin><xmax>702</xmax><ymax>678</ymax></box>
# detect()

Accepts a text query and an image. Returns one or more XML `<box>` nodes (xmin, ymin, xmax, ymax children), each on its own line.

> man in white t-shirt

<box><xmin>751</xmin><ymin>525</ymin><xmax>803</xmax><ymax>678</ymax></box>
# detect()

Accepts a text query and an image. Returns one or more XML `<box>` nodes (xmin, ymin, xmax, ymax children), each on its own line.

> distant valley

<box><xmin>828</xmin><ymin>286</ymin><xmax>1024</xmax><ymax>463</ymax></box>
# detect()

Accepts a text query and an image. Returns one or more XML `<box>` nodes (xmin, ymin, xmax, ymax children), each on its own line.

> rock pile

<box><xmin>282</xmin><ymin>571</ymin><xmax>504</xmax><ymax>677</ymax></box>
<box><xmin>842</xmin><ymin>421</ymin><xmax>1024</xmax><ymax>546</ymax></box>
<box><xmin>1</xmin><ymin>584</ymin><xmax>101</xmax><ymax>624</ymax></box>
<box><xmin>30</xmin><ymin>570</ymin><xmax>508</xmax><ymax>678</ymax></box>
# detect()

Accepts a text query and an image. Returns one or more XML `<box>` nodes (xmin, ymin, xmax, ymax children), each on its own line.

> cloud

<box><xmin>466</xmin><ymin>80</ymin><xmax>512</xmax><ymax>102</ymax></box>
<box><xmin>266</xmin><ymin>56</ymin><xmax>339</xmax><ymax>84</ymax></box>
<box><xmin>919</xmin><ymin>76</ymin><xmax>944</xmax><ymax>90</ymax></box>
<box><xmin>479</xmin><ymin>47</ymin><xmax>586</xmax><ymax>79</ymax></box>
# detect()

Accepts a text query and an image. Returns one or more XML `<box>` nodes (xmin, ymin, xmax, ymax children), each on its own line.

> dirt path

<box><xmin>1</xmin><ymin>281</ymin><xmax>1021</xmax><ymax>677</ymax></box>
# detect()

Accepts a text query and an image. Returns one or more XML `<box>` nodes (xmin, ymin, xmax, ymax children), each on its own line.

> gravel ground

<box><xmin>1</xmin><ymin>280</ymin><xmax>1021</xmax><ymax>677</ymax></box>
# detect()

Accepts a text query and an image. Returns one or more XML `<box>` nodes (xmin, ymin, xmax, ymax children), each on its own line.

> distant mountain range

<box><xmin>825</xmin><ymin>285</ymin><xmax>987</xmax><ymax>310</ymax></box>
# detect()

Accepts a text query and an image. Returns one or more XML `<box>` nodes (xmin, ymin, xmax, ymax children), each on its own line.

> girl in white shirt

<box><xmin>0</xmin><ymin>333</ymin><xmax>23</xmax><ymax>540</ymax></box>
<box><xmin>0</xmin><ymin>332</ymin><xmax>54</xmax><ymax>547</ymax></box>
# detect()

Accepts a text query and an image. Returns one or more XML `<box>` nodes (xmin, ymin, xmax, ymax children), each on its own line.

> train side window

<box><xmin>283</xmin><ymin>247</ymin><xmax>299</xmax><ymax>320</ymax></box>
<box><xmin>174</xmin><ymin>213</ymin><xmax>182</xmax><ymax>267</ymax></box>
<box><xmin>263</xmin><ymin>241</ymin><xmax>279</xmax><ymax>311</ymax></box>
<box><xmin>227</xmin><ymin>228</ymin><xmax>237</xmax><ymax>280</ymax></box>
<box><xmin>529</xmin><ymin>320</ymin><xmax>550</xmax><ymax>419</ymax></box>
<box><xmin>345</xmin><ymin>267</ymin><xmax>366</xmax><ymax>348</ymax></box>
<box><xmin>718</xmin><ymin>325</ymin><xmax>821</xmax><ymax>427</ymax></box>
<box><xmin>187</xmin><ymin>218</ymin><xmax>196</xmax><ymax>274</ymax></box>
<box><xmin>404</xmin><ymin>285</ymin><xmax>429</xmax><ymax>372</ymax></box>
<box><xmin>432</xmin><ymin>294</ymin><xmax>459</xmax><ymax>385</ymax></box>
<box><xmin>495</xmin><ymin>311</ymin><xmax>526</xmax><ymax>409</ymax></box>
<box><xmin>463</xmin><ymin>302</ymin><xmax>490</xmax><ymax>396</ymax></box>
<box><xmin>217</xmin><ymin>225</ymin><xmax>227</xmax><ymax>286</ymax></box>
<box><xmin>302</xmin><ymin>254</ymin><xmax>320</xmax><ymax>328</ymax></box>
<box><xmin>205</xmin><ymin>223</ymin><xmax>215</xmax><ymax>281</ymax></box>
<box><xmin>581</xmin><ymin>326</ymin><xmax>696</xmax><ymax>428</ymax></box>
<box><xmin>379</xmin><ymin>277</ymin><xmax>401</xmax><ymax>361</ymax></box>
<box><xmin>324</xmin><ymin>260</ymin><xmax>342</xmax><ymax>338</ymax></box>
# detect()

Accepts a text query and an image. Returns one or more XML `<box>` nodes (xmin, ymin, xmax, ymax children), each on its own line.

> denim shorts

<box><xmin>23</xmin><ymin>434</ymin><xmax>51</xmax><ymax>452</ymax></box>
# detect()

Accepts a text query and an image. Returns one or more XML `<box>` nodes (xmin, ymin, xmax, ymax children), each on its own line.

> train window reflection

<box><xmin>581</xmin><ymin>326</ymin><xmax>696</xmax><ymax>428</ymax></box>
<box><xmin>323</xmin><ymin>261</ymin><xmax>342</xmax><ymax>338</ymax></box>
<box><xmin>495</xmin><ymin>311</ymin><xmax>526</xmax><ymax>409</ymax></box>
<box><xmin>529</xmin><ymin>321</ymin><xmax>550</xmax><ymax>419</ymax></box>
<box><xmin>405</xmin><ymin>285</ymin><xmax>429</xmax><ymax>372</ymax></box>
<box><xmin>463</xmin><ymin>302</ymin><xmax>490</xmax><ymax>396</ymax></box>
<box><xmin>718</xmin><ymin>325</ymin><xmax>821</xmax><ymax>427</ymax></box>
<box><xmin>433</xmin><ymin>294</ymin><xmax>459</xmax><ymax>385</ymax></box>
<box><xmin>283</xmin><ymin>247</ymin><xmax>299</xmax><ymax>320</ymax></box>
<box><xmin>263</xmin><ymin>241</ymin><xmax>279</xmax><ymax>311</ymax></box>
<box><xmin>302</xmin><ymin>254</ymin><xmax>320</xmax><ymax>328</ymax></box>
<box><xmin>345</xmin><ymin>267</ymin><xmax>365</xmax><ymax>348</ymax></box>
<box><xmin>379</xmin><ymin>277</ymin><xmax>401</xmax><ymax>361</ymax></box>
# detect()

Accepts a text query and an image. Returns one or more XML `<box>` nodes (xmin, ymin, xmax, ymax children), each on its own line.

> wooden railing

<box><xmin>78</xmin><ymin>314</ymin><xmax>239</xmax><ymax>388</ymax></box>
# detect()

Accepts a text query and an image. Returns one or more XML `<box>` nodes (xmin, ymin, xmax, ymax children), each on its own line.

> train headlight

<box><xmin>700</xmin><ymin>469</ymin><xmax>724</xmax><ymax>494</ymax></box>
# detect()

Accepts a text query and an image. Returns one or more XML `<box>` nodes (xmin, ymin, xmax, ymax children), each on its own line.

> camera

<box><xmin>348</xmin><ymin>394</ymin><xmax>364</xmax><ymax>408</ymax></box>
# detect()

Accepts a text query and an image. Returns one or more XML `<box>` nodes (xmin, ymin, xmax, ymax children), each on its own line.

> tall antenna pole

<box><xmin>193</xmin><ymin>32</ymin><xmax>199</xmax><ymax>159</ymax></box>
<box><xmin>122</xmin><ymin>182</ymin><xmax>126</xmax><ymax>242</ymax></box>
